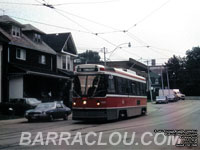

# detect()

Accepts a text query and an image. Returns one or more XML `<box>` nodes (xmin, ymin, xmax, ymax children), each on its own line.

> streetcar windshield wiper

<box><xmin>73</xmin><ymin>90</ymin><xmax>81</xmax><ymax>98</ymax></box>
<box><xmin>90</xmin><ymin>76</ymin><xmax>101</xmax><ymax>97</ymax></box>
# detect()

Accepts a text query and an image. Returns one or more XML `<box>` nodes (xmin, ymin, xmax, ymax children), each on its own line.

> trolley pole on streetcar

<box><xmin>103</xmin><ymin>47</ymin><xmax>107</xmax><ymax>66</ymax></box>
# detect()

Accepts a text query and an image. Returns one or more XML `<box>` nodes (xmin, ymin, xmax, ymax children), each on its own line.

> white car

<box><xmin>156</xmin><ymin>96</ymin><xmax>168</xmax><ymax>104</ymax></box>
<box><xmin>167</xmin><ymin>95</ymin><xmax>177</xmax><ymax>102</ymax></box>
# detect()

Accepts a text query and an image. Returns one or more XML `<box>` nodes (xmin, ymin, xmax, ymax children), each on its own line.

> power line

<box><xmin>94</xmin><ymin>34</ymin><xmax>117</xmax><ymax>47</ymax></box>
<box><xmin>9</xmin><ymin>15</ymin><xmax>91</xmax><ymax>34</ymax></box>
<box><xmin>0</xmin><ymin>1</ymin><xmax>41</xmax><ymax>6</ymax></box>
<box><xmin>126</xmin><ymin>32</ymin><xmax>170</xmax><ymax>57</ymax></box>
<box><xmin>53</xmin><ymin>9</ymin><xmax>93</xmax><ymax>33</ymax></box>
<box><xmin>52</xmin><ymin>9</ymin><xmax>118</xmax><ymax>47</ymax></box>
<box><xmin>127</xmin><ymin>0</ymin><xmax>171</xmax><ymax>31</ymax></box>
<box><xmin>55</xmin><ymin>8</ymin><xmax>120</xmax><ymax>32</ymax></box>
<box><xmin>0</xmin><ymin>1</ymin><xmax>122</xmax><ymax>35</ymax></box>
<box><xmin>52</xmin><ymin>0</ymin><xmax>119</xmax><ymax>6</ymax></box>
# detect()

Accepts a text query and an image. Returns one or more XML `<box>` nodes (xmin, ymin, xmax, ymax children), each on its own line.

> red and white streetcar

<box><xmin>72</xmin><ymin>64</ymin><xmax>147</xmax><ymax>121</ymax></box>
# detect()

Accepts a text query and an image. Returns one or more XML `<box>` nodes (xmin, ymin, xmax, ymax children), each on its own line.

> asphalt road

<box><xmin>0</xmin><ymin>100</ymin><xmax>200</xmax><ymax>150</ymax></box>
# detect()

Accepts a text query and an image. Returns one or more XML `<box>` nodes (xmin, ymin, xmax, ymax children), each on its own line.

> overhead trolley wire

<box><xmin>53</xmin><ymin>9</ymin><xmax>93</xmax><ymax>33</ymax></box>
<box><xmin>127</xmin><ymin>0</ymin><xmax>171</xmax><ymax>31</ymax></box>
<box><xmin>126</xmin><ymin>32</ymin><xmax>170</xmax><ymax>57</ymax></box>
<box><xmin>0</xmin><ymin>1</ymin><xmax>41</xmax><ymax>6</ymax></box>
<box><xmin>55</xmin><ymin>8</ymin><xmax>120</xmax><ymax>32</ymax></box>
<box><xmin>51</xmin><ymin>0</ymin><xmax>119</xmax><ymax>6</ymax></box>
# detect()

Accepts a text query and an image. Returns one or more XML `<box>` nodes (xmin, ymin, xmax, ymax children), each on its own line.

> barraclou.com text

<box><xmin>19</xmin><ymin>131</ymin><xmax>181</xmax><ymax>146</ymax></box>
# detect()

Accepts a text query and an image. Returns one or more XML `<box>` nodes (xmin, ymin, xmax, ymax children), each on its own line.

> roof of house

<box><xmin>8</xmin><ymin>63</ymin><xmax>73</xmax><ymax>78</ymax></box>
<box><xmin>0</xmin><ymin>15</ymin><xmax>24</xmax><ymax>27</ymax></box>
<box><xmin>22</xmin><ymin>24</ymin><xmax>45</xmax><ymax>34</ymax></box>
<box><xmin>0</xmin><ymin>27</ymin><xmax>56</xmax><ymax>55</ymax></box>
<box><xmin>43</xmin><ymin>33</ymin><xmax>77</xmax><ymax>55</ymax></box>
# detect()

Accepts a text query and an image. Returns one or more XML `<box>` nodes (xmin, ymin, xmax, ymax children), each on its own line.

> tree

<box><xmin>185</xmin><ymin>47</ymin><xmax>200</xmax><ymax>95</ymax></box>
<box><xmin>165</xmin><ymin>55</ymin><xmax>186</xmax><ymax>94</ymax></box>
<box><xmin>78</xmin><ymin>50</ymin><xmax>101</xmax><ymax>64</ymax></box>
<box><xmin>165</xmin><ymin>47</ymin><xmax>200</xmax><ymax>96</ymax></box>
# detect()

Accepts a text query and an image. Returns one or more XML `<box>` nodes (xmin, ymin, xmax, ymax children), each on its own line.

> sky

<box><xmin>1</xmin><ymin>0</ymin><xmax>200</xmax><ymax>65</ymax></box>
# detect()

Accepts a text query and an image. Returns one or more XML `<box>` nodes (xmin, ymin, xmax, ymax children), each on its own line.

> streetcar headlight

<box><xmin>97</xmin><ymin>102</ymin><xmax>101</xmax><ymax>106</ymax></box>
<box><xmin>83</xmin><ymin>100</ymin><xmax>87</xmax><ymax>105</ymax></box>
<box><xmin>73</xmin><ymin>102</ymin><xmax>76</xmax><ymax>106</ymax></box>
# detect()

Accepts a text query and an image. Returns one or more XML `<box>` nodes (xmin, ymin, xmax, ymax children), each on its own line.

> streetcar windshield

<box><xmin>73</xmin><ymin>75</ymin><xmax>107</xmax><ymax>97</ymax></box>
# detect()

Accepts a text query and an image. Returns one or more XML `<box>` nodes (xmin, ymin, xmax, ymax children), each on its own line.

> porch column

<box><xmin>0</xmin><ymin>44</ymin><xmax>2</xmax><ymax>103</ymax></box>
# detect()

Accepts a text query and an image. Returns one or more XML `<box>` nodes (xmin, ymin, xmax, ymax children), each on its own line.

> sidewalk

<box><xmin>147</xmin><ymin>102</ymin><xmax>159</xmax><ymax>114</ymax></box>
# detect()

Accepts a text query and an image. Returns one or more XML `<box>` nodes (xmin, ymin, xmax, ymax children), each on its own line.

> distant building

<box><xmin>75</xmin><ymin>58</ymin><xmax>148</xmax><ymax>78</ymax></box>
<box><xmin>0</xmin><ymin>15</ymin><xmax>77</xmax><ymax>106</ymax></box>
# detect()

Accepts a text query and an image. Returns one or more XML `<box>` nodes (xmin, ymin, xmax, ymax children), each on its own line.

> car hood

<box><xmin>27</xmin><ymin>108</ymin><xmax>53</xmax><ymax>113</ymax></box>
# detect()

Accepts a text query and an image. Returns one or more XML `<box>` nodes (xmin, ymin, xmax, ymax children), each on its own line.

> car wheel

<box><xmin>48</xmin><ymin>114</ymin><xmax>54</xmax><ymax>122</ymax></box>
<box><xmin>28</xmin><ymin>118</ymin><xmax>33</xmax><ymax>122</ymax></box>
<box><xmin>63</xmin><ymin>113</ymin><xmax>68</xmax><ymax>120</ymax></box>
<box><xmin>141</xmin><ymin>108</ymin><xmax>147</xmax><ymax>115</ymax></box>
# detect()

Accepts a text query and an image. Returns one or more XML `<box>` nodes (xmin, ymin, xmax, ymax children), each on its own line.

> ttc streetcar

<box><xmin>72</xmin><ymin>64</ymin><xmax>147</xmax><ymax>121</ymax></box>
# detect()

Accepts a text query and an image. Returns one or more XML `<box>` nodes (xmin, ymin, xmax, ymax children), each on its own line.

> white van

<box><xmin>173</xmin><ymin>89</ymin><xmax>185</xmax><ymax>100</ymax></box>
<box><xmin>159</xmin><ymin>89</ymin><xmax>177</xmax><ymax>102</ymax></box>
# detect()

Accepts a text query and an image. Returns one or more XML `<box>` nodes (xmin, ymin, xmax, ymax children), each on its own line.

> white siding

<box><xmin>9</xmin><ymin>77</ymin><xmax>23</xmax><ymax>99</ymax></box>
<box><xmin>57</xmin><ymin>55</ymin><xmax>62</xmax><ymax>69</ymax></box>
<box><xmin>0</xmin><ymin>45</ymin><xmax>2</xmax><ymax>103</ymax></box>
<box><xmin>57</xmin><ymin>54</ymin><xmax>74</xmax><ymax>71</ymax></box>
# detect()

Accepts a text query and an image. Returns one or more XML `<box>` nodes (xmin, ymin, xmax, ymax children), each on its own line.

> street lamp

<box><xmin>102</xmin><ymin>42</ymin><xmax>131</xmax><ymax>66</ymax></box>
<box><xmin>108</xmin><ymin>42</ymin><xmax>131</xmax><ymax>59</ymax></box>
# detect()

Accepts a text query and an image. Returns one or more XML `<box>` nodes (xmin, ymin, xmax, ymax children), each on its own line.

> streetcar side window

<box><xmin>136</xmin><ymin>82</ymin><xmax>140</xmax><ymax>96</ymax></box>
<box><xmin>131</xmin><ymin>81</ymin><xmax>136</xmax><ymax>95</ymax></box>
<box><xmin>116</xmin><ymin>77</ymin><xmax>123</xmax><ymax>94</ymax></box>
<box><xmin>107</xmin><ymin>75</ymin><xmax>116</xmax><ymax>94</ymax></box>
<box><xmin>122</xmin><ymin>78</ymin><xmax>128</xmax><ymax>94</ymax></box>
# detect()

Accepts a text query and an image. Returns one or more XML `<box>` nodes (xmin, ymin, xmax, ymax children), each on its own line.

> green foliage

<box><xmin>165</xmin><ymin>46</ymin><xmax>200</xmax><ymax>96</ymax></box>
<box><xmin>78</xmin><ymin>50</ymin><xmax>101</xmax><ymax>63</ymax></box>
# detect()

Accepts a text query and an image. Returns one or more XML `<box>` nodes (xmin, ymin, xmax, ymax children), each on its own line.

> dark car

<box><xmin>25</xmin><ymin>102</ymin><xmax>71</xmax><ymax>122</ymax></box>
<box><xmin>10</xmin><ymin>98</ymin><xmax>41</xmax><ymax>108</ymax></box>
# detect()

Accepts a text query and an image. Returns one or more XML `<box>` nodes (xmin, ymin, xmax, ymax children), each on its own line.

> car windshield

<box><xmin>73</xmin><ymin>75</ymin><xmax>107</xmax><ymax>97</ymax></box>
<box><xmin>157</xmin><ymin>96</ymin><xmax>165</xmax><ymax>99</ymax></box>
<box><xmin>27</xmin><ymin>98</ymin><xmax>39</xmax><ymax>103</ymax></box>
<box><xmin>36</xmin><ymin>103</ymin><xmax>55</xmax><ymax>109</ymax></box>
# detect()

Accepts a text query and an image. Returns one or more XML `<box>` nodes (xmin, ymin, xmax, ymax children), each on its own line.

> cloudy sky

<box><xmin>1</xmin><ymin>0</ymin><xmax>200</xmax><ymax>65</ymax></box>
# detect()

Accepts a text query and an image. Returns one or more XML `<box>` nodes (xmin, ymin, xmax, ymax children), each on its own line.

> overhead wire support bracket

<box><xmin>42</xmin><ymin>3</ymin><xmax>55</xmax><ymax>9</ymax></box>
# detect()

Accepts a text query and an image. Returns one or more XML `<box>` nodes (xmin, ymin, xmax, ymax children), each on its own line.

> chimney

<box><xmin>152</xmin><ymin>59</ymin><xmax>156</xmax><ymax>66</ymax></box>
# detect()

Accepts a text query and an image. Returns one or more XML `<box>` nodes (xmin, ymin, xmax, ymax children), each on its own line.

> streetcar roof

<box><xmin>75</xmin><ymin>64</ymin><xmax>146</xmax><ymax>82</ymax></box>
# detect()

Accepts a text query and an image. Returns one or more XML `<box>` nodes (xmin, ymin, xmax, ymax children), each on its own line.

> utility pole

<box><xmin>166</xmin><ymin>66</ymin><xmax>170</xmax><ymax>96</ymax></box>
<box><xmin>103</xmin><ymin>47</ymin><xmax>107</xmax><ymax>66</ymax></box>
<box><xmin>161</xmin><ymin>66</ymin><xmax>164</xmax><ymax>95</ymax></box>
<box><xmin>166</xmin><ymin>67</ymin><xmax>170</xmax><ymax>89</ymax></box>
<box><xmin>147</xmin><ymin>60</ymin><xmax>153</xmax><ymax>102</ymax></box>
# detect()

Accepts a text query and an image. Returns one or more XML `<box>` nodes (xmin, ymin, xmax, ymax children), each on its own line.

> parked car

<box><xmin>167</xmin><ymin>95</ymin><xmax>177</xmax><ymax>102</ymax></box>
<box><xmin>180</xmin><ymin>94</ymin><xmax>185</xmax><ymax>100</ymax></box>
<box><xmin>156</xmin><ymin>96</ymin><xmax>168</xmax><ymax>104</ymax></box>
<box><xmin>10</xmin><ymin>98</ymin><xmax>41</xmax><ymax>108</ymax></box>
<box><xmin>25</xmin><ymin>101</ymin><xmax>71</xmax><ymax>122</ymax></box>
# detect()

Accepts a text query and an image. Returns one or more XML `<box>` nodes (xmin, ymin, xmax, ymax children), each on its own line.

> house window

<box><xmin>12</xmin><ymin>26</ymin><xmax>21</xmax><ymax>37</ymax></box>
<box><xmin>16</xmin><ymin>48</ymin><xmax>26</xmax><ymax>60</ymax></box>
<box><xmin>39</xmin><ymin>55</ymin><xmax>46</xmax><ymax>64</ymax></box>
<box><xmin>62</xmin><ymin>56</ymin><xmax>66</xmax><ymax>69</ymax></box>
<box><xmin>34</xmin><ymin>33</ymin><xmax>41</xmax><ymax>43</ymax></box>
